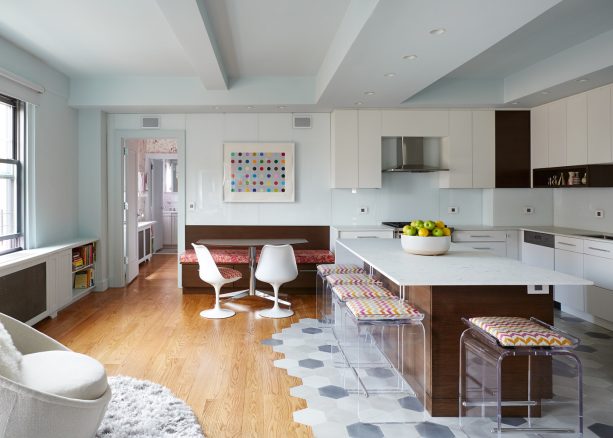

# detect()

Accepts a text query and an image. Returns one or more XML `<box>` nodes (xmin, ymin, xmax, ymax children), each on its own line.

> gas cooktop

<box><xmin>381</xmin><ymin>221</ymin><xmax>411</xmax><ymax>229</ymax></box>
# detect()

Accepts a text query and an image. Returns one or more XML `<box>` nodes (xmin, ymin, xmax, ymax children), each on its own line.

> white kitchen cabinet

<box><xmin>587</xmin><ymin>85</ymin><xmax>612</xmax><ymax>164</ymax></box>
<box><xmin>162</xmin><ymin>213</ymin><xmax>177</xmax><ymax>246</ymax></box>
<box><xmin>554</xmin><ymin>247</ymin><xmax>585</xmax><ymax>312</ymax></box>
<box><xmin>381</xmin><ymin>110</ymin><xmax>449</xmax><ymax>137</ymax></box>
<box><xmin>530</xmin><ymin>105</ymin><xmax>549</xmax><ymax>170</ymax></box>
<box><xmin>358</xmin><ymin>110</ymin><xmax>382</xmax><ymax>188</ymax></box>
<box><xmin>548</xmin><ymin>99</ymin><xmax>567</xmax><ymax>167</ymax></box>
<box><xmin>331</xmin><ymin>110</ymin><xmax>359</xmax><ymax>188</ymax></box>
<box><xmin>566</xmin><ymin>93</ymin><xmax>588</xmax><ymax>165</ymax></box>
<box><xmin>452</xmin><ymin>229</ymin><xmax>509</xmax><ymax>257</ymax></box>
<box><xmin>331</xmin><ymin>110</ymin><xmax>382</xmax><ymax>189</ymax></box>
<box><xmin>585</xmin><ymin>285</ymin><xmax>613</xmax><ymax>323</ymax></box>
<box><xmin>584</xmin><ymin>253</ymin><xmax>613</xmax><ymax>290</ymax></box>
<box><xmin>472</xmin><ymin>110</ymin><xmax>495</xmax><ymax>188</ymax></box>
<box><xmin>440</xmin><ymin>111</ymin><xmax>472</xmax><ymax>188</ymax></box>
<box><xmin>329</xmin><ymin>226</ymin><xmax>393</xmax><ymax>252</ymax></box>
<box><xmin>505</xmin><ymin>230</ymin><xmax>519</xmax><ymax>260</ymax></box>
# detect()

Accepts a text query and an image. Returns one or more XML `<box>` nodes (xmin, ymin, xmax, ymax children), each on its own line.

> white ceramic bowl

<box><xmin>400</xmin><ymin>234</ymin><xmax>451</xmax><ymax>256</ymax></box>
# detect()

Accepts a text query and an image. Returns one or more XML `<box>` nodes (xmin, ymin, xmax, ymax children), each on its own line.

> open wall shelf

<box><xmin>533</xmin><ymin>164</ymin><xmax>613</xmax><ymax>188</ymax></box>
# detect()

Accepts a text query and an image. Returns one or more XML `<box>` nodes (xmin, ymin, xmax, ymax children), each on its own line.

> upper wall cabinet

<box><xmin>531</xmin><ymin>84</ymin><xmax>613</xmax><ymax>176</ymax></box>
<box><xmin>330</xmin><ymin>110</ymin><xmax>381</xmax><ymax>189</ymax></box>
<box><xmin>495</xmin><ymin>111</ymin><xmax>531</xmax><ymax>188</ymax></box>
<box><xmin>381</xmin><ymin>110</ymin><xmax>449</xmax><ymax>137</ymax></box>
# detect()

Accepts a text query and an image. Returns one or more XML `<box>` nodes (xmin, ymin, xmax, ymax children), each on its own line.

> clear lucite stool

<box><xmin>336</xmin><ymin>296</ymin><xmax>427</xmax><ymax>425</ymax></box>
<box><xmin>459</xmin><ymin>316</ymin><xmax>583</xmax><ymax>437</ymax></box>
<box><xmin>315</xmin><ymin>264</ymin><xmax>366</xmax><ymax>325</ymax></box>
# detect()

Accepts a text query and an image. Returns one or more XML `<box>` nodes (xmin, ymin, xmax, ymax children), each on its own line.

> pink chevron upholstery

<box><xmin>469</xmin><ymin>316</ymin><xmax>573</xmax><ymax>347</ymax></box>
<box><xmin>180</xmin><ymin>248</ymin><xmax>334</xmax><ymax>265</ymax></box>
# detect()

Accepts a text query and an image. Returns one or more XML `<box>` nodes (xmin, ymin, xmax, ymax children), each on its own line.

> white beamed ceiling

<box><xmin>1</xmin><ymin>0</ymin><xmax>613</xmax><ymax>111</ymax></box>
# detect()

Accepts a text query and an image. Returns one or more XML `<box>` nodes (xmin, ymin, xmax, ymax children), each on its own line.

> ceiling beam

<box><xmin>156</xmin><ymin>0</ymin><xmax>227</xmax><ymax>90</ymax></box>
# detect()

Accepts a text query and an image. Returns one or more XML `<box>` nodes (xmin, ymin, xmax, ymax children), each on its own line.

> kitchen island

<box><xmin>336</xmin><ymin>239</ymin><xmax>591</xmax><ymax>416</ymax></box>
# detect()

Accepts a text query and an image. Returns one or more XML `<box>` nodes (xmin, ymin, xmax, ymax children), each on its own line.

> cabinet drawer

<box><xmin>584</xmin><ymin>254</ymin><xmax>613</xmax><ymax>289</ymax></box>
<box><xmin>555</xmin><ymin>236</ymin><xmax>583</xmax><ymax>253</ymax></box>
<box><xmin>585</xmin><ymin>286</ymin><xmax>613</xmax><ymax>322</ymax></box>
<box><xmin>454</xmin><ymin>241</ymin><xmax>507</xmax><ymax>257</ymax></box>
<box><xmin>340</xmin><ymin>231</ymin><xmax>394</xmax><ymax>239</ymax></box>
<box><xmin>584</xmin><ymin>240</ymin><xmax>613</xmax><ymax>259</ymax></box>
<box><xmin>453</xmin><ymin>230</ymin><xmax>507</xmax><ymax>242</ymax></box>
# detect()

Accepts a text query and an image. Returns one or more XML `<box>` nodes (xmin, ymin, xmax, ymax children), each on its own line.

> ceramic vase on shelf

<box><xmin>582</xmin><ymin>173</ymin><xmax>587</xmax><ymax>185</ymax></box>
<box><xmin>568</xmin><ymin>171</ymin><xmax>575</xmax><ymax>186</ymax></box>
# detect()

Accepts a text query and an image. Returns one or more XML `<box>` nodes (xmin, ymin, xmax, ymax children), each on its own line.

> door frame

<box><xmin>108</xmin><ymin>129</ymin><xmax>185</xmax><ymax>288</ymax></box>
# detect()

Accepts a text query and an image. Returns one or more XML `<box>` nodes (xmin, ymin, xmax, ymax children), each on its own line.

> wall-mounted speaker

<box><xmin>141</xmin><ymin>116</ymin><xmax>161</xmax><ymax>129</ymax></box>
<box><xmin>292</xmin><ymin>114</ymin><xmax>311</xmax><ymax>129</ymax></box>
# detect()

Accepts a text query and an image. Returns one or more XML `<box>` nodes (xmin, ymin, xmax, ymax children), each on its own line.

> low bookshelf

<box><xmin>72</xmin><ymin>241</ymin><xmax>96</xmax><ymax>300</ymax></box>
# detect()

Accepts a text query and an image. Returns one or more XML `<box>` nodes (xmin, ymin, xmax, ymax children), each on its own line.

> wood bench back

<box><xmin>185</xmin><ymin>225</ymin><xmax>330</xmax><ymax>250</ymax></box>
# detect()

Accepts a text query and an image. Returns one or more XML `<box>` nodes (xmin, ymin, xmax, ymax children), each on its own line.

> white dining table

<box><xmin>196</xmin><ymin>238</ymin><xmax>308</xmax><ymax>306</ymax></box>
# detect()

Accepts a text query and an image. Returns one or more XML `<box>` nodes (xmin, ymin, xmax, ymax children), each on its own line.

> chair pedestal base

<box><xmin>258</xmin><ymin>307</ymin><xmax>294</xmax><ymax>319</ymax></box>
<box><xmin>200</xmin><ymin>308</ymin><xmax>235</xmax><ymax>319</ymax></box>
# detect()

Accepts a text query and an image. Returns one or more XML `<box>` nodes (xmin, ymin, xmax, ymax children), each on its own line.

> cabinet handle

<box><xmin>473</xmin><ymin>247</ymin><xmax>492</xmax><ymax>250</ymax></box>
<box><xmin>558</xmin><ymin>242</ymin><xmax>576</xmax><ymax>247</ymax></box>
<box><xmin>469</xmin><ymin>235</ymin><xmax>492</xmax><ymax>238</ymax></box>
<box><xmin>357</xmin><ymin>236</ymin><xmax>379</xmax><ymax>239</ymax></box>
<box><xmin>588</xmin><ymin>246</ymin><xmax>610</xmax><ymax>253</ymax></box>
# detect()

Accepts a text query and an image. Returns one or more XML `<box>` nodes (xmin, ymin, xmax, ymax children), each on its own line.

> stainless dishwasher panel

<box><xmin>522</xmin><ymin>231</ymin><xmax>555</xmax><ymax>271</ymax></box>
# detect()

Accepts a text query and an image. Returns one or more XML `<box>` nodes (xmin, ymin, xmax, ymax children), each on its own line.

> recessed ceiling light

<box><xmin>429</xmin><ymin>28</ymin><xmax>446</xmax><ymax>35</ymax></box>
<box><xmin>354</xmin><ymin>101</ymin><xmax>363</xmax><ymax>106</ymax></box>
<box><xmin>364</xmin><ymin>91</ymin><xmax>375</xmax><ymax>96</ymax></box>
<box><xmin>541</xmin><ymin>91</ymin><xmax>549</xmax><ymax>95</ymax></box>
<box><xmin>402</xmin><ymin>54</ymin><xmax>418</xmax><ymax>60</ymax></box>
<box><xmin>213</xmin><ymin>106</ymin><xmax>221</xmax><ymax>110</ymax></box>
<box><xmin>247</xmin><ymin>106</ymin><xmax>255</xmax><ymax>109</ymax></box>
<box><xmin>577</xmin><ymin>78</ymin><xmax>589</xmax><ymax>83</ymax></box>
<box><xmin>511</xmin><ymin>102</ymin><xmax>519</xmax><ymax>105</ymax></box>
<box><xmin>278</xmin><ymin>105</ymin><xmax>287</xmax><ymax>109</ymax></box>
<box><xmin>384</xmin><ymin>73</ymin><xmax>396</xmax><ymax>78</ymax></box>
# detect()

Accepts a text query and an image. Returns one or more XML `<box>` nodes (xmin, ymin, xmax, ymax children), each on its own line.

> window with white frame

<box><xmin>0</xmin><ymin>94</ymin><xmax>25</xmax><ymax>255</ymax></box>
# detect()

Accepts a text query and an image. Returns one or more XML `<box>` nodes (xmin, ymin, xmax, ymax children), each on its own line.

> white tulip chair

<box><xmin>192</xmin><ymin>244</ymin><xmax>243</xmax><ymax>319</ymax></box>
<box><xmin>255</xmin><ymin>245</ymin><xmax>298</xmax><ymax>319</ymax></box>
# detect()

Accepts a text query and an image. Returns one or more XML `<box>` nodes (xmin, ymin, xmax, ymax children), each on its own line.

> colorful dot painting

<box><xmin>230</xmin><ymin>151</ymin><xmax>286</xmax><ymax>193</ymax></box>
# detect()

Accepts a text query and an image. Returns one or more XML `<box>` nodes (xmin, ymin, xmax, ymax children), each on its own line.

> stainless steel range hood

<box><xmin>382</xmin><ymin>137</ymin><xmax>448</xmax><ymax>173</ymax></box>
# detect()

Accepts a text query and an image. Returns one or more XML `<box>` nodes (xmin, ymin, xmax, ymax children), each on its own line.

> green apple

<box><xmin>432</xmin><ymin>227</ymin><xmax>444</xmax><ymax>237</ymax></box>
<box><xmin>424</xmin><ymin>220</ymin><xmax>435</xmax><ymax>230</ymax></box>
<box><xmin>404</xmin><ymin>226</ymin><xmax>417</xmax><ymax>236</ymax></box>
<box><xmin>414</xmin><ymin>220</ymin><xmax>424</xmax><ymax>229</ymax></box>
<box><xmin>402</xmin><ymin>224</ymin><xmax>412</xmax><ymax>234</ymax></box>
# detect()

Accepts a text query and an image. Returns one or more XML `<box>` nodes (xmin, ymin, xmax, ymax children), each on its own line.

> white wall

<box><xmin>554</xmin><ymin>188</ymin><xmax>613</xmax><ymax>232</ymax></box>
<box><xmin>482</xmin><ymin>188</ymin><xmax>553</xmax><ymax>226</ymax></box>
<box><xmin>0</xmin><ymin>36</ymin><xmax>79</xmax><ymax>248</ymax></box>
<box><xmin>185</xmin><ymin>113</ymin><xmax>331</xmax><ymax>225</ymax></box>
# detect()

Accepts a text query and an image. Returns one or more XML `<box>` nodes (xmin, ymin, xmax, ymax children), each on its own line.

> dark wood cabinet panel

<box><xmin>0</xmin><ymin>262</ymin><xmax>46</xmax><ymax>322</ymax></box>
<box><xmin>495</xmin><ymin>111</ymin><xmax>531</xmax><ymax>188</ymax></box>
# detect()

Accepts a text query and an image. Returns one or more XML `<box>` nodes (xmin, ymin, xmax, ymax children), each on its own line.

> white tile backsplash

<box><xmin>554</xmin><ymin>188</ymin><xmax>613</xmax><ymax>233</ymax></box>
<box><xmin>483</xmin><ymin>188</ymin><xmax>554</xmax><ymax>226</ymax></box>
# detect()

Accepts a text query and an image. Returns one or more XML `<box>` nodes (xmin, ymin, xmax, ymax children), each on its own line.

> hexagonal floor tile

<box><xmin>415</xmin><ymin>421</ymin><xmax>455</xmax><ymax>438</ymax></box>
<box><xmin>585</xmin><ymin>332</ymin><xmax>612</xmax><ymax>339</ymax></box>
<box><xmin>299</xmin><ymin>358</ymin><xmax>324</xmax><ymax>369</ymax></box>
<box><xmin>365</xmin><ymin>367</ymin><xmax>395</xmax><ymax>379</ymax></box>
<box><xmin>303</xmin><ymin>327</ymin><xmax>324</xmax><ymax>334</ymax></box>
<box><xmin>273</xmin><ymin>358</ymin><xmax>298</xmax><ymax>369</ymax></box>
<box><xmin>319</xmin><ymin>385</ymin><xmax>349</xmax><ymax>399</ymax></box>
<box><xmin>260</xmin><ymin>338</ymin><xmax>283</xmax><ymax>346</ymax></box>
<box><xmin>576</xmin><ymin>345</ymin><xmax>597</xmax><ymax>353</ymax></box>
<box><xmin>589</xmin><ymin>422</ymin><xmax>613</xmax><ymax>437</ymax></box>
<box><xmin>290</xmin><ymin>385</ymin><xmax>320</xmax><ymax>401</ymax></box>
<box><xmin>293</xmin><ymin>408</ymin><xmax>327</xmax><ymax>427</ymax></box>
<box><xmin>302</xmin><ymin>375</ymin><xmax>331</xmax><ymax>388</ymax></box>
<box><xmin>346</xmin><ymin>422</ymin><xmax>384</xmax><ymax>438</ymax></box>
<box><xmin>397</xmin><ymin>396</ymin><xmax>424</xmax><ymax>412</ymax></box>
<box><xmin>318</xmin><ymin>344</ymin><xmax>340</xmax><ymax>353</ymax></box>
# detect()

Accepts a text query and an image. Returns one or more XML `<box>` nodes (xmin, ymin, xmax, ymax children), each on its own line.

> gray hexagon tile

<box><xmin>319</xmin><ymin>385</ymin><xmax>349</xmax><ymax>399</ymax></box>
<box><xmin>346</xmin><ymin>422</ymin><xmax>384</xmax><ymax>438</ymax></box>
<box><xmin>318</xmin><ymin>344</ymin><xmax>340</xmax><ymax>353</ymax></box>
<box><xmin>299</xmin><ymin>358</ymin><xmax>325</xmax><ymax>369</ymax></box>
<box><xmin>365</xmin><ymin>367</ymin><xmax>395</xmax><ymax>379</ymax></box>
<box><xmin>260</xmin><ymin>338</ymin><xmax>283</xmax><ymax>346</ymax></box>
<box><xmin>303</xmin><ymin>327</ymin><xmax>323</xmax><ymax>334</ymax></box>
<box><xmin>415</xmin><ymin>421</ymin><xmax>455</xmax><ymax>438</ymax></box>
<box><xmin>397</xmin><ymin>396</ymin><xmax>424</xmax><ymax>412</ymax></box>
<box><xmin>585</xmin><ymin>331</ymin><xmax>612</xmax><ymax>339</ymax></box>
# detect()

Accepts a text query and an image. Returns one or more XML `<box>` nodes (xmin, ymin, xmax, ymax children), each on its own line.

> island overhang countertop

<box><xmin>336</xmin><ymin>238</ymin><xmax>591</xmax><ymax>287</ymax></box>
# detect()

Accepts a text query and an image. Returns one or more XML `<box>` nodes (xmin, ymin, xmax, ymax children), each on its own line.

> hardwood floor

<box><xmin>36</xmin><ymin>255</ymin><xmax>314</xmax><ymax>438</ymax></box>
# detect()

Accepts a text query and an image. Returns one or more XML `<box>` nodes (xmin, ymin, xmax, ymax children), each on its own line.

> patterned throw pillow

<box><xmin>0</xmin><ymin>320</ymin><xmax>22</xmax><ymax>381</ymax></box>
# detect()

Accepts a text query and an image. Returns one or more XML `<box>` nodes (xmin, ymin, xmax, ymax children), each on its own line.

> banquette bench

<box><xmin>180</xmin><ymin>225</ymin><xmax>334</xmax><ymax>293</ymax></box>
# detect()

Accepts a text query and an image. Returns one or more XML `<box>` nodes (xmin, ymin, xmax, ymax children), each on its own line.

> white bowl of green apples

<box><xmin>400</xmin><ymin>220</ymin><xmax>451</xmax><ymax>256</ymax></box>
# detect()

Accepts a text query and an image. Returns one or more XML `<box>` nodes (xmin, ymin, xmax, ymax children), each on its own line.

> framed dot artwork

<box><xmin>223</xmin><ymin>142</ymin><xmax>295</xmax><ymax>202</ymax></box>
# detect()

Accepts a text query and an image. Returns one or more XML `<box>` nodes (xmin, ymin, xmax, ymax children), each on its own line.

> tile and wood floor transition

<box><xmin>36</xmin><ymin>254</ymin><xmax>312</xmax><ymax>438</ymax></box>
<box><xmin>36</xmin><ymin>255</ymin><xmax>613</xmax><ymax>437</ymax></box>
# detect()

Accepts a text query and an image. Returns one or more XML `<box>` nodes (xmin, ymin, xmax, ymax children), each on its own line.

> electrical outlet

<box><xmin>188</xmin><ymin>202</ymin><xmax>196</xmax><ymax>211</ymax></box>
<box><xmin>448</xmin><ymin>206</ymin><xmax>459</xmax><ymax>214</ymax></box>
<box><xmin>524</xmin><ymin>206</ymin><xmax>534</xmax><ymax>215</ymax></box>
<box><xmin>359</xmin><ymin>206</ymin><xmax>369</xmax><ymax>215</ymax></box>
<box><xmin>595</xmin><ymin>209</ymin><xmax>604</xmax><ymax>219</ymax></box>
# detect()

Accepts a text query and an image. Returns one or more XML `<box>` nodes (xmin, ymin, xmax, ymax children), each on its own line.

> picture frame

<box><xmin>223</xmin><ymin>142</ymin><xmax>295</xmax><ymax>203</ymax></box>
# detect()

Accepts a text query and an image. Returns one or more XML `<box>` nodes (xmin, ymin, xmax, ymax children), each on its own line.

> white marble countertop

<box><xmin>137</xmin><ymin>221</ymin><xmax>156</xmax><ymax>230</ymax></box>
<box><xmin>331</xmin><ymin>224</ymin><xmax>395</xmax><ymax>231</ymax></box>
<box><xmin>337</xmin><ymin>238</ymin><xmax>592</xmax><ymax>287</ymax></box>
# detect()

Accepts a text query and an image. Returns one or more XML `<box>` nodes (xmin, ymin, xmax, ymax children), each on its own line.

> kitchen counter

<box><xmin>337</xmin><ymin>238</ymin><xmax>590</xmax><ymax>286</ymax></box>
<box><xmin>335</xmin><ymin>238</ymin><xmax>590</xmax><ymax>416</ymax></box>
<box><xmin>330</xmin><ymin>224</ymin><xmax>394</xmax><ymax>231</ymax></box>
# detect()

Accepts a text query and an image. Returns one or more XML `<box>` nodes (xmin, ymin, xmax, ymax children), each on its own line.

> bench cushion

<box><xmin>325</xmin><ymin>273</ymin><xmax>382</xmax><ymax>287</ymax></box>
<box><xmin>317</xmin><ymin>264</ymin><xmax>365</xmax><ymax>276</ymax></box>
<box><xmin>180</xmin><ymin>248</ymin><xmax>334</xmax><ymax>265</ymax></box>
<box><xmin>469</xmin><ymin>316</ymin><xmax>573</xmax><ymax>347</ymax></box>
<box><xmin>332</xmin><ymin>284</ymin><xmax>395</xmax><ymax>301</ymax></box>
<box><xmin>345</xmin><ymin>298</ymin><xmax>423</xmax><ymax>321</ymax></box>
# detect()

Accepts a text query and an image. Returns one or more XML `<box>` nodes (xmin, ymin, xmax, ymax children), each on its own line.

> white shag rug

<box><xmin>97</xmin><ymin>375</ymin><xmax>205</xmax><ymax>438</ymax></box>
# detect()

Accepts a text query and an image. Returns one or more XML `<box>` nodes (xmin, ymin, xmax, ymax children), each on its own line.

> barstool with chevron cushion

<box><xmin>459</xmin><ymin>316</ymin><xmax>582</xmax><ymax>436</ymax></box>
<box><xmin>316</xmin><ymin>264</ymin><xmax>365</xmax><ymax>324</ymax></box>
<box><xmin>336</xmin><ymin>296</ymin><xmax>426</xmax><ymax>424</ymax></box>
<box><xmin>192</xmin><ymin>244</ymin><xmax>242</xmax><ymax>319</ymax></box>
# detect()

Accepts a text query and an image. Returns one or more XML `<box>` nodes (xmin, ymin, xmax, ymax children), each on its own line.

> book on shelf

<box><xmin>72</xmin><ymin>243</ymin><xmax>96</xmax><ymax>269</ymax></box>
<box><xmin>73</xmin><ymin>267</ymin><xmax>95</xmax><ymax>289</ymax></box>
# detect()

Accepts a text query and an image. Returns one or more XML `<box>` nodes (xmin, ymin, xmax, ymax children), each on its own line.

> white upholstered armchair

<box><xmin>0</xmin><ymin>313</ymin><xmax>111</xmax><ymax>438</ymax></box>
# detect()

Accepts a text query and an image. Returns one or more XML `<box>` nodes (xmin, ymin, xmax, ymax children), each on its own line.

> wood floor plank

<box><xmin>36</xmin><ymin>255</ymin><xmax>313</xmax><ymax>438</ymax></box>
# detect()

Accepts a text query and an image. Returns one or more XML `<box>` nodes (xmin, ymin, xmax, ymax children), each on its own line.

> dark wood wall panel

<box><xmin>495</xmin><ymin>111</ymin><xmax>531</xmax><ymax>188</ymax></box>
<box><xmin>0</xmin><ymin>263</ymin><xmax>46</xmax><ymax>322</ymax></box>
